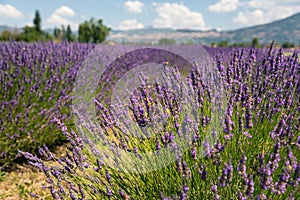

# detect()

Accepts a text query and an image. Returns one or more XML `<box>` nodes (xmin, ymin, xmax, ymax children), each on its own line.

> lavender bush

<box><xmin>11</xmin><ymin>42</ymin><xmax>300</xmax><ymax>199</ymax></box>
<box><xmin>0</xmin><ymin>41</ymin><xmax>95</xmax><ymax>169</ymax></box>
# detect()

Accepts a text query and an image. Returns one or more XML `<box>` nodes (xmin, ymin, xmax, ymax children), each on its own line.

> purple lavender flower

<box><xmin>238</xmin><ymin>154</ymin><xmax>248</xmax><ymax>184</ymax></box>
<box><xmin>245</xmin><ymin>175</ymin><xmax>254</xmax><ymax>196</ymax></box>
<box><xmin>218</xmin><ymin>160</ymin><xmax>233</xmax><ymax>187</ymax></box>
<box><xmin>182</xmin><ymin>161</ymin><xmax>191</xmax><ymax>180</ymax></box>
<box><xmin>180</xmin><ymin>185</ymin><xmax>189</xmax><ymax>200</ymax></box>
<box><xmin>106</xmin><ymin>186</ymin><xmax>113</xmax><ymax>196</ymax></box>
<box><xmin>191</xmin><ymin>146</ymin><xmax>197</xmax><ymax>160</ymax></box>
<box><xmin>198</xmin><ymin>163</ymin><xmax>207</xmax><ymax>181</ymax></box>
<box><xmin>256</xmin><ymin>193</ymin><xmax>266</xmax><ymax>200</ymax></box>
<box><xmin>119</xmin><ymin>189</ymin><xmax>130</xmax><ymax>199</ymax></box>
<box><xmin>211</xmin><ymin>183</ymin><xmax>220</xmax><ymax>200</ymax></box>
<box><xmin>176</xmin><ymin>158</ymin><xmax>183</xmax><ymax>173</ymax></box>
<box><xmin>238</xmin><ymin>191</ymin><xmax>247</xmax><ymax>200</ymax></box>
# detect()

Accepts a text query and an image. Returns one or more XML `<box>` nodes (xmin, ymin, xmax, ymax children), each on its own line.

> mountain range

<box><xmin>1</xmin><ymin>12</ymin><xmax>299</xmax><ymax>45</ymax></box>
<box><xmin>110</xmin><ymin>12</ymin><xmax>300</xmax><ymax>45</ymax></box>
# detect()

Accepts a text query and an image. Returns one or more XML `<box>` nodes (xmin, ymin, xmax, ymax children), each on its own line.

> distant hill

<box><xmin>1</xmin><ymin>12</ymin><xmax>299</xmax><ymax>45</ymax></box>
<box><xmin>217</xmin><ymin>12</ymin><xmax>300</xmax><ymax>45</ymax></box>
<box><xmin>0</xmin><ymin>25</ymin><xmax>18</xmax><ymax>33</ymax></box>
<box><xmin>110</xmin><ymin>12</ymin><xmax>300</xmax><ymax>45</ymax></box>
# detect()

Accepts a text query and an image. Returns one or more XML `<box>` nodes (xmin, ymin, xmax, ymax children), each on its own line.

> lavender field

<box><xmin>0</xmin><ymin>41</ymin><xmax>299</xmax><ymax>199</ymax></box>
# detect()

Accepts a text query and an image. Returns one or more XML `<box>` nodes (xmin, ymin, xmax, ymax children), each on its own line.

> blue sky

<box><xmin>0</xmin><ymin>0</ymin><xmax>299</xmax><ymax>31</ymax></box>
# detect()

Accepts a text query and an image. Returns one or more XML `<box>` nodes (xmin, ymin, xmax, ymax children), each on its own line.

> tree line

<box><xmin>0</xmin><ymin>10</ymin><xmax>110</xmax><ymax>43</ymax></box>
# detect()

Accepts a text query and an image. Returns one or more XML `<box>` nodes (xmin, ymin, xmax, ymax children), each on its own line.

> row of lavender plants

<box><xmin>0</xmin><ymin>41</ymin><xmax>96</xmax><ymax>169</ymax></box>
<box><xmin>20</xmin><ymin>42</ymin><xmax>300</xmax><ymax>199</ymax></box>
<box><xmin>0</xmin><ymin>41</ymin><xmax>219</xmax><ymax>170</ymax></box>
<box><xmin>1</xmin><ymin>40</ymin><xmax>299</xmax><ymax>199</ymax></box>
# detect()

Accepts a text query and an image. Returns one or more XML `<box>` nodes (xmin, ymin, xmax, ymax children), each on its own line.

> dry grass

<box><xmin>0</xmin><ymin>145</ymin><xmax>67</xmax><ymax>200</ymax></box>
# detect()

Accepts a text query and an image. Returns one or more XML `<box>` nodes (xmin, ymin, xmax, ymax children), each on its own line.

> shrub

<box><xmin>21</xmin><ymin>43</ymin><xmax>299</xmax><ymax>199</ymax></box>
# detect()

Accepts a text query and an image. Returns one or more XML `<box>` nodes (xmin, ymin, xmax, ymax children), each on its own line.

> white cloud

<box><xmin>124</xmin><ymin>1</ymin><xmax>144</xmax><ymax>13</ymax></box>
<box><xmin>246</xmin><ymin>0</ymin><xmax>274</xmax><ymax>9</ymax></box>
<box><xmin>0</xmin><ymin>4</ymin><xmax>23</xmax><ymax>18</ymax></box>
<box><xmin>208</xmin><ymin>0</ymin><xmax>240</xmax><ymax>13</ymax></box>
<box><xmin>47</xmin><ymin>6</ymin><xmax>78</xmax><ymax>30</ymax></box>
<box><xmin>246</xmin><ymin>0</ymin><xmax>300</xmax><ymax>15</ymax></box>
<box><xmin>233</xmin><ymin>9</ymin><xmax>265</xmax><ymax>25</ymax></box>
<box><xmin>152</xmin><ymin>2</ymin><xmax>206</xmax><ymax>30</ymax></box>
<box><xmin>207</xmin><ymin>0</ymin><xmax>300</xmax><ymax>27</ymax></box>
<box><xmin>53</xmin><ymin>6</ymin><xmax>75</xmax><ymax>17</ymax></box>
<box><xmin>47</xmin><ymin>15</ymin><xmax>73</xmax><ymax>27</ymax></box>
<box><xmin>118</xmin><ymin>19</ymin><xmax>144</xmax><ymax>30</ymax></box>
<box><xmin>233</xmin><ymin>0</ymin><xmax>300</xmax><ymax>26</ymax></box>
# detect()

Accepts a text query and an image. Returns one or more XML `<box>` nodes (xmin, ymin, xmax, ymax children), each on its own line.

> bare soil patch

<box><xmin>0</xmin><ymin>145</ymin><xmax>67</xmax><ymax>200</ymax></box>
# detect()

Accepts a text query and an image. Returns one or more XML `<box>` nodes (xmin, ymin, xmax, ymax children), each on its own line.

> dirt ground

<box><xmin>0</xmin><ymin>145</ymin><xmax>67</xmax><ymax>200</ymax></box>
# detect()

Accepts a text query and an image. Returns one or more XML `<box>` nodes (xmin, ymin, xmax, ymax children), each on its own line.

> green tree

<box><xmin>17</xmin><ymin>9</ymin><xmax>53</xmax><ymax>42</ymax></box>
<box><xmin>78</xmin><ymin>18</ymin><xmax>110</xmax><ymax>43</ymax></box>
<box><xmin>78</xmin><ymin>21</ymin><xmax>91</xmax><ymax>43</ymax></box>
<box><xmin>252</xmin><ymin>37</ymin><xmax>259</xmax><ymax>48</ymax></box>
<box><xmin>53</xmin><ymin>27</ymin><xmax>61</xmax><ymax>39</ymax></box>
<box><xmin>17</xmin><ymin>26</ymin><xmax>43</xmax><ymax>42</ymax></box>
<box><xmin>218</xmin><ymin>40</ymin><xmax>228</xmax><ymax>47</ymax></box>
<box><xmin>282</xmin><ymin>41</ymin><xmax>295</xmax><ymax>48</ymax></box>
<box><xmin>0</xmin><ymin>9</ymin><xmax>53</xmax><ymax>42</ymax></box>
<box><xmin>33</xmin><ymin>10</ymin><xmax>42</xmax><ymax>33</ymax></box>
<box><xmin>94</xmin><ymin>19</ymin><xmax>110</xmax><ymax>43</ymax></box>
<box><xmin>66</xmin><ymin>25</ymin><xmax>75</xmax><ymax>42</ymax></box>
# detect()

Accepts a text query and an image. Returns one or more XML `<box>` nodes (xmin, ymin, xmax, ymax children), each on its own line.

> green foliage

<box><xmin>0</xmin><ymin>9</ymin><xmax>111</xmax><ymax>43</ymax></box>
<box><xmin>0</xmin><ymin>29</ymin><xmax>20</xmax><ymax>41</ymax></box>
<box><xmin>282</xmin><ymin>41</ymin><xmax>295</xmax><ymax>48</ymax></box>
<box><xmin>53</xmin><ymin>25</ymin><xmax>75</xmax><ymax>42</ymax></box>
<box><xmin>0</xmin><ymin>10</ymin><xmax>109</xmax><ymax>43</ymax></box>
<box><xmin>53</xmin><ymin>27</ymin><xmax>61</xmax><ymax>40</ymax></box>
<box><xmin>158</xmin><ymin>38</ymin><xmax>176</xmax><ymax>45</ymax></box>
<box><xmin>218</xmin><ymin>40</ymin><xmax>228</xmax><ymax>47</ymax></box>
<box><xmin>78</xmin><ymin>21</ymin><xmax>90</xmax><ymax>43</ymax></box>
<box><xmin>0</xmin><ymin>170</ymin><xmax>7</xmax><ymax>181</ymax></box>
<box><xmin>78</xmin><ymin>18</ymin><xmax>110</xmax><ymax>43</ymax></box>
<box><xmin>16</xmin><ymin>26</ymin><xmax>53</xmax><ymax>42</ymax></box>
<box><xmin>0</xmin><ymin>10</ymin><xmax>53</xmax><ymax>42</ymax></box>
<box><xmin>66</xmin><ymin>25</ymin><xmax>75</xmax><ymax>42</ymax></box>
<box><xmin>33</xmin><ymin>10</ymin><xmax>42</xmax><ymax>33</ymax></box>
<box><xmin>252</xmin><ymin>37</ymin><xmax>259</xmax><ymax>48</ymax></box>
